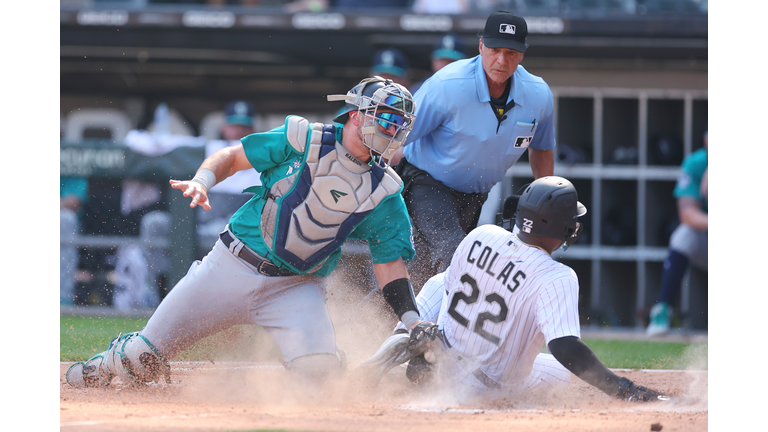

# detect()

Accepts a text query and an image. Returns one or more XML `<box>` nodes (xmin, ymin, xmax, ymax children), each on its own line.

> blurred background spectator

<box><xmin>370</xmin><ymin>47</ymin><xmax>412</xmax><ymax>89</ymax></box>
<box><xmin>195</xmin><ymin>100</ymin><xmax>262</xmax><ymax>259</ymax></box>
<box><xmin>646</xmin><ymin>130</ymin><xmax>708</xmax><ymax>336</ymax></box>
<box><xmin>108</xmin><ymin>102</ymin><xmax>203</xmax><ymax>311</ymax></box>
<box><xmin>410</xmin><ymin>32</ymin><xmax>467</xmax><ymax>95</ymax></box>
<box><xmin>60</xmin><ymin>176</ymin><xmax>90</xmax><ymax>306</ymax></box>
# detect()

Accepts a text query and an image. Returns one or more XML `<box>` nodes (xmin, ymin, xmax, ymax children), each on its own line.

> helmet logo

<box><xmin>522</xmin><ymin>218</ymin><xmax>533</xmax><ymax>233</ymax></box>
<box><xmin>381</xmin><ymin>50</ymin><xmax>395</xmax><ymax>67</ymax></box>
<box><xmin>441</xmin><ymin>35</ymin><xmax>455</xmax><ymax>50</ymax></box>
<box><xmin>330</xmin><ymin>189</ymin><xmax>348</xmax><ymax>203</ymax></box>
<box><xmin>234</xmin><ymin>101</ymin><xmax>249</xmax><ymax>115</ymax></box>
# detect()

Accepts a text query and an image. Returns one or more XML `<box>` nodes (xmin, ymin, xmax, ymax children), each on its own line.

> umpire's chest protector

<box><xmin>260</xmin><ymin>117</ymin><xmax>402</xmax><ymax>273</ymax></box>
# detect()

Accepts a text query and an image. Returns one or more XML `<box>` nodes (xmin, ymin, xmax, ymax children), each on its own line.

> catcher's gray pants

<box><xmin>669</xmin><ymin>224</ymin><xmax>708</xmax><ymax>271</ymax></box>
<box><xmin>140</xmin><ymin>237</ymin><xmax>337</xmax><ymax>365</ymax></box>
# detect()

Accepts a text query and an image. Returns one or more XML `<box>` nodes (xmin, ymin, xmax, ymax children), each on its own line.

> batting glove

<box><xmin>617</xmin><ymin>377</ymin><xmax>671</xmax><ymax>402</ymax></box>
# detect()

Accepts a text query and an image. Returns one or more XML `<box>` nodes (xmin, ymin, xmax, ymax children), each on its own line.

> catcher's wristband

<box><xmin>190</xmin><ymin>168</ymin><xmax>216</xmax><ymax>192</ymax></box>
<box><xmin>400</xmin><ymin>310</ymin><xmax>420</xmax><ymax>331</ymax></box>
<box><xmin>382</xmin><ymin>278</ymin><xmax>419</xmax><ymax>322</ymax></box>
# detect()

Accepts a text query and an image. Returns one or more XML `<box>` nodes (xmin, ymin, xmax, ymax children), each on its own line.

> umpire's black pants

<box><xmin>397</xmin><ymin>158</ymin><xmax>488</xmax><ymax>293</ymax></box>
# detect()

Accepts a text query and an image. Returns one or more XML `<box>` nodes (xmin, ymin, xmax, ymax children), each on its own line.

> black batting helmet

<box><xmin>515</xmin><ymin>176</ymin><xmax>587</xmax><ymax>249</ymax></box>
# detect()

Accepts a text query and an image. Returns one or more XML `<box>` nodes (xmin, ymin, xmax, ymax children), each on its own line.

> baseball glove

<box><xmin>407</xmin><ymin>322</ymin><xmax>441</xmax><ymax>356</ymax></box>
<box><xmin>617</xmin><ymin>377</ymin><xmax>670</xmax><ymax>402</ymax></box>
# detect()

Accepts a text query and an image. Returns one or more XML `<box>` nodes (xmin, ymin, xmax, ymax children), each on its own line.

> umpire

<box><xmin>394</xmin><ymin>10</ymin><xmax>556</xmax><ymax>290</ymax></box>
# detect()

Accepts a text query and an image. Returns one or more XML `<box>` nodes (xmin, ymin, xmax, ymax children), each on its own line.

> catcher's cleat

<box><xmin>356</xmin><ymin>330</ymin><xmax>411</xmax><ymax>387</ymax></box>
<box><xmin>65</xmin><ymin>332</ymin><xmax>169</xmax><ymax>388</ymax></box>
<box><xmin>66</xmin><ymin>356</ymin><xmax>113</xmax><ymax>388</ymax></box>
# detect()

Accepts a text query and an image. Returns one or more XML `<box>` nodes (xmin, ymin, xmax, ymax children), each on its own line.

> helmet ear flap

<box><xmin>512</xmin><ymin>176</ymin><xmax>587</xmax><ymax>241</ymax></box>
<box><xmin>561</xmin><ymin>221</ymin><xmax>583</xmax><ymax>251</ymax></box>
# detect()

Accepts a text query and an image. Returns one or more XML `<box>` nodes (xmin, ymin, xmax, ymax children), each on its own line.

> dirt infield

<box><xmin>59</xmin><ymin>278</ymin><xmax>708</xmax><ymax>431</ymax></box>
<box><xmin>60</xmin><ymin>360</ymin><xmax>708</xmax><ymax>432</ymax></box>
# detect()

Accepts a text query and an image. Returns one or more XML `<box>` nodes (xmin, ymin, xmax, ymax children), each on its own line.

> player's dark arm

<box><xmin>528</xmin><ymin>148</ymin><xmax>554</xmax><ymax>178</ymax></box>
<box><xmin>548</xmin><ymin>336</ymin><xmax>667</xmax><ymax>402</ymax></box>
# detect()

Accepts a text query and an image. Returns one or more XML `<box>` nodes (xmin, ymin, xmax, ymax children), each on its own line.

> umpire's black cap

<box><xmin>480</xmin><ymin>11</ymin><xmax>529</xmax><ymax>53</ymax></box>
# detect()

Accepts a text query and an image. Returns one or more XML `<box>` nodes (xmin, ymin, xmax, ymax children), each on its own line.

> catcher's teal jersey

<box><xmin>228</xmin><ymin>115</ymin><xmax>415</xmax><ymax>278</ymax></box>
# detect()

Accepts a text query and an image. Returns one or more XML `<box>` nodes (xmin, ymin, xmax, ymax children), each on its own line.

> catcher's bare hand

<box><xmin>407</xmin><ymin>321</ymin><xmax>440</xmax><ymax>357</ymax></box>
<box><xmin>169</xmin><ymin>179</ymin><xmax>211</xmax><ymax>210</ymax></box>
<box><xmin>617</xmin><ymin>377</ymin><xmax>670</xmax><ymax>402</ymax></box>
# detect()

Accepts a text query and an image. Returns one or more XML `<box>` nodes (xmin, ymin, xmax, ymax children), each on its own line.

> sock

<box><xmin>658</xmin><ymin>250</ymin><xmax>689</xmax><ymax>305</ymax></box>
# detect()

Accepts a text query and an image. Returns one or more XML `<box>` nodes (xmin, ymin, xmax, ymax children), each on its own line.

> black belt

<box><xmin>219</xmin><ymin>231</ymin><xmax>297</xmax><ymax>277</ymax></box>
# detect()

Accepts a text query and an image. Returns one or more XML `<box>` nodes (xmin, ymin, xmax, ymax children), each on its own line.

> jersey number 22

<box><xmin>448</xmin><ymin>273</ymin><xmax>509</xmax><ymax>345</ymax></box>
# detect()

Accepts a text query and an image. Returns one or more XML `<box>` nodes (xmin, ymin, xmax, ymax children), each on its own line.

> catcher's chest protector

<box><xmin>261</xmin><ymin>117</ymin><xmax>401</xmax><ymax>273</ymax></box>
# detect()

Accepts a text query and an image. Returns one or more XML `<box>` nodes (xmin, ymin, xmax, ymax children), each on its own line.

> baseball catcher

<box><xmin>67</xmin><ymin>76</ymin><xmax>428</xmax><ymax>388</ymax></box>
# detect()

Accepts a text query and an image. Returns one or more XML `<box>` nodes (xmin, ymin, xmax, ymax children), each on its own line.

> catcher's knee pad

<box><xmin>66</xmin><ymin>332</ymin><xmax>168</xmax><ymax>388</ymax></box>
<box><xmin>286</xmin><ymin>352</ymin><xmax>344</xmax><ymax>380</ymax></box>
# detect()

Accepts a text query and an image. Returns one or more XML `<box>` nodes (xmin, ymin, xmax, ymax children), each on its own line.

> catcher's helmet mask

<box><xmin>502</xmin><ymin>176</ymin><xmax>587</xmax><ymax>251</ymax></box>
<box><xmin>328</xmin><ymin>76</ymin><xmax>416</xmax><ymax>168</ymax></box>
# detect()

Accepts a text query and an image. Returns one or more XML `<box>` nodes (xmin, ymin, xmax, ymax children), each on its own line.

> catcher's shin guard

<box><xmin>66</xmin><ymin>332</ymin><xmax>169</xmax><ymax>388</ymax></box>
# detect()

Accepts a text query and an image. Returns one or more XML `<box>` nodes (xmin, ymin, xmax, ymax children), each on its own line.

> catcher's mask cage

<box><xmin>328</xmin><ymin>76</ymin><xmax>416</xmax><ymax>168</ymax></box>
<box><xmin>500</xmin><ymin>176</ymin><xmax>588</xmax><ymax>251</ymax></box>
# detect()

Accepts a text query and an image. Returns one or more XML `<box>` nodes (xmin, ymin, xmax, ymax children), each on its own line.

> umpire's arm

<box><xmin>528</xmin><ymin>148</ymin><xmax>554</xmax><ymax>179</ymax></box>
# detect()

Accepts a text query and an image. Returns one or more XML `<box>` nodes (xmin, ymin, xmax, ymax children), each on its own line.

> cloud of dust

<box><xmin>324</xmin><ymin>259</ymin><xmax>401</xmax><ymax>368</ymax></box>
<box><xmin>171</xmin><ymin>256</ymin><xmax>604</xmax><ymax>412</ymax></box>
<box><xmin>680</xmin><ymin>343</ymin><xmax>708</xmax><ymax>410</ymax></box>
<box><xmin>173</xmin><ymin>256</ymin><xmax>413</xmax><ymax>409</ymax></box>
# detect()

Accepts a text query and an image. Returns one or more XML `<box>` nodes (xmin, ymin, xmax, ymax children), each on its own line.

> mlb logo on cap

<box><xmin>499</xmin><ymin>24</ymin><xmax>516</xmax><ymax>34</ymax></box>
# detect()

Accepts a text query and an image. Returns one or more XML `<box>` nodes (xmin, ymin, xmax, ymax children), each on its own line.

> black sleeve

<box><xmin>547</xmin><ymin>336</ymin><xmax>622</xmax><ymax>397</ymax></box>
<box><xmin>381</xmin><ymin>278</ymin><xmax>419</xmax><ymax>318</ymax></box>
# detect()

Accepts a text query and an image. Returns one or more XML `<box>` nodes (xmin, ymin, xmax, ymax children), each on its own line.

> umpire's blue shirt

<box><xmin>403</xmin><ymin>55</ymin><xmax>556</xmax><ymax>194</ymax></box>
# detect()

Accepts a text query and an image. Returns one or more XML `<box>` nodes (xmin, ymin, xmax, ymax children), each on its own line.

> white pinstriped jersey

<box><xmin>433</xmin><ymin>224</ymin><xmax>581</xmax><ymax>390</ymax></box>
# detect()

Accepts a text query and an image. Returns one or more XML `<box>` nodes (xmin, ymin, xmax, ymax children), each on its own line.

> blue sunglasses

<box><xmin>375</xmin><ymin>111</ymin><xmax>408</xmax><ymax>129</ymax></box>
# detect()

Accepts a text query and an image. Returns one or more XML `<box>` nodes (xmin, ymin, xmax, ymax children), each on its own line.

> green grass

<box><xmin>580</xmin><ymin>339</ymin><xmax>707</xmax><ymax>370</ymax></box>
<box><xmin>60</xmin><ymin>315</ymin><xmax>281</xmax><ymax>363</ymax></box>
<box><xmin>60</xmin><ymin>315</ymin><xmax>707</xmax><ymax>370</ymax></box>
<box><xmin>60</xmin><ymin>316</ymin><xmax>150</xmax><ymax>361</ymax></box>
